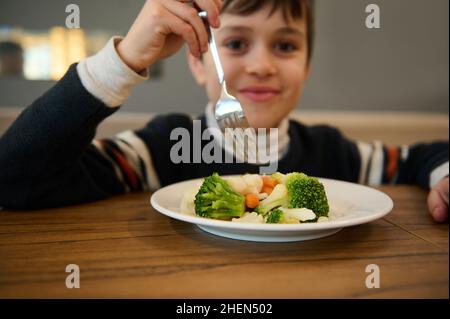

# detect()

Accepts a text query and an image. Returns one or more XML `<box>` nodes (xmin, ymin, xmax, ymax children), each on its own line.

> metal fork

<box><xmin>198</xmin><ymin>11</ymin><xmax>250</xmax><ymax>132</ymax></box>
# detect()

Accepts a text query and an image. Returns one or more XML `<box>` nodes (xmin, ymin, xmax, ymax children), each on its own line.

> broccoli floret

<box><xmin>194</xmin><ymin>173</ymin><xmax>245</xmax><ymax>220</ymax></box>
<box><xmin>266</xmin><ymin>209</ymin><xmax>284</xmax><ymax>223</ymax></box>
<box><xmin>254</xmin><ymin>184</ymin><xmax>289</xmax><ymax>216</ymax></box>
<box><xmin>263</xmin><ymin>172</ymin><xmax>329</xmax><ymax>217</ymax></box>
<box><xmin>284</xmin><ymin>172</ymin><xmax>329</xmax><ymax>217</ymax></box>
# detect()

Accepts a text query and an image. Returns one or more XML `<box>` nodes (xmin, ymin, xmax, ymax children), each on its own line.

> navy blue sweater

<box><xmin>0</xmin><ymin>64</ymin><xmax>448</xmax><ymax>209</ymax></box>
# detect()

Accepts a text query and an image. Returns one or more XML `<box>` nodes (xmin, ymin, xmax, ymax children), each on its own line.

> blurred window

<box><xmin>0</xmin><ymin>25</ymin><xmax>162</xmax><ymax>80</ymax></box>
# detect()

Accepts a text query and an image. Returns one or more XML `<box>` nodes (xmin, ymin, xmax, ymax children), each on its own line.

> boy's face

<box><xmin>189</xmin><ymin>4</ymin><xmax>310</xmax><ymax>129</ymax></box>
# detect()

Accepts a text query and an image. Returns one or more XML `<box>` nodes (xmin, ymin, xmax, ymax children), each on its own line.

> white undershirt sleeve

<box><xmin>76</xmin><ymin>36</ymin><xmax>149</xmax><ymax>107</ymax></box>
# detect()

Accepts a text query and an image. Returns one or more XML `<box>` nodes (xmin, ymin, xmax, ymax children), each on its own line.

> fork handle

<box><xmin>198</xmin><ymin>11</ymin><xmax>225</xmax><ymax>85</ymax></box>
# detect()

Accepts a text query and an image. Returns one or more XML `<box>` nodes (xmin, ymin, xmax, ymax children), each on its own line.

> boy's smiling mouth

<box><xmin>238</xmin><ymin>86</ymin><xmax>281</xmax><ymax>103</ymax></box>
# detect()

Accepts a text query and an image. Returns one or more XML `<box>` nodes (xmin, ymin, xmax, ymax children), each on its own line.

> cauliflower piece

<box><xmin>279</xmin><ymin>207</ymin><xmax>316</xmax><ymax>222</ymax></box>
<box><xmin>254</xmin><ymin>184</ymin><xmax>289</xmax><ymax>215</ymax></box>
<box><xmin>265</xmin><ymin>207</ymin><xmax>316</xmax><ymax>224</ymax></box>
<box><xmin>257</xmin><ymin>193</ymin><xmax>269</xmax><ymax>200</ymax></box>
<box><xmin>242</xmin><ymin>174</ymin><xmax>263</xmax><ymax>194</ymax></box>
<box><xmin>317</xmin><ymin>216</ymin><xmax>330</xmax><ymax>223</ymax></box>
<box><xmin>180</xmin><ymin>182</ymin><xmax>202</xmax><ymax>215</ymax></box>
<box><xmin>231</xmin><ymin>212</ymin><xmax>264</xmax><ymax>224</ymax></box>
<box><xmin>224</xmin><ymin>176</ymin><xmax>248</xmax><ymax>195</ymax></box>
<box><xmin>225</xmin><ymin>174</ymin><xmax>263</xmax><ymax>195</ymax></box>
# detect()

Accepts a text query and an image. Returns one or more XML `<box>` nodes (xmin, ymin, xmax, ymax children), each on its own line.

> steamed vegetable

<box><xmin>188</xmin><ymin>171</ymin><xmax>330</xmax><ymax>224</ymax></box>
<box><xmin>283</xmin><ymin>172</ymin><xmax>329</xmax><ymax>217</ymax></box>
<box><xmin>225</xmin><ymin>174</ymin><xmax>263</xmax><ymax>195</ymax></box>
<box><xmin>194</xmin><ymin>173</ymin><xmax>245</xmax><ymax>220</ymax></box>
<box><xmin>254</xmin><ymin>184</ymin><xmax>289</xmax><ymax>216</ymax></box>
<box><xmin>265</xmin><ymin>207</ymin><xmax>317</xmax><ymax>224</ymax></box>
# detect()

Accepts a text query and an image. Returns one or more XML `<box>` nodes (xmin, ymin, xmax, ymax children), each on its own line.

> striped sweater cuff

<box><xmin>92</xmin><ymin>130</ymin><xmax>160</xmax><ymax>192</ymax></box>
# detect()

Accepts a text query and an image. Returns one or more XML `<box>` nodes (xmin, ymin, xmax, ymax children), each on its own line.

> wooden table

<box><xmin>0</xmin><ymin>185</ymin><xmax>448</xmax><ymax>299</ymax></box>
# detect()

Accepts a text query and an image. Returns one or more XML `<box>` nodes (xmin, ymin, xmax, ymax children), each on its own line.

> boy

<box><xmin>0</xmin><ymin>0</ymin><xmax>448</xmax><ymax>222</ymax></box>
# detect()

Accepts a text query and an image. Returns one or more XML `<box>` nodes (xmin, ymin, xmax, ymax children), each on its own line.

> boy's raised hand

<box><xmin>427</xmin><ymin>177</ymin><xmax>449</xmax><ymax>223</ymax></box>
<box><xmin>117</xmin><ymin>0</ymin><xmax>222</xmax><ymax>73</ymax></box>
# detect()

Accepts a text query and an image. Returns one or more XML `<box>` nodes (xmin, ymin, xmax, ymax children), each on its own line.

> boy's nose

<box><xmin>245</xmin><ymin>46</ymin><xmax>277</xmax><ymax>77</ymax></box>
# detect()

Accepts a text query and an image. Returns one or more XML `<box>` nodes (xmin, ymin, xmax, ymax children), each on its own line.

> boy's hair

<box><xmin>222</xmin><ymin>0</ymin><xmax>314</xmax><ymax>64</ymax></box>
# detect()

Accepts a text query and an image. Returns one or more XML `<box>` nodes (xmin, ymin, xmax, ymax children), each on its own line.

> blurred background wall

<box><xmin>0</xmin><ymin>0</ymin><xmax>448</xmax><ymax>115</ymax></box>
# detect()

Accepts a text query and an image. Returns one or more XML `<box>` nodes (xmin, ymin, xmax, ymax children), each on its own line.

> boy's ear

<box><xmin>187</xmin><ymin>51</ymin><xmax>206</xmax><ymax>86</ymax></box>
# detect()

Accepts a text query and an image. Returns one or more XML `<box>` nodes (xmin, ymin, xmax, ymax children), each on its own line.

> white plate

<box><xmin>150</xmin><ymin>177</ymin><xmax>394</xmax><ymax>242</ymax></box>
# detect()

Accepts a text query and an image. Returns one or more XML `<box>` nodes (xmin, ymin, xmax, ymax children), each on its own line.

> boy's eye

<box><xmin>224</xmin><ymin>39</ymin><xmax>248</xmax><ymax>51</ymax></box>
<box><xmin>275</xmin><ymin>42</ymin><xmax>298</xmax><ymax>53</ymax></box>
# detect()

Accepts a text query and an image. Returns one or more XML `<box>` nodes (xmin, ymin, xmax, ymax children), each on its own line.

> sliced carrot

<box><xmin>262</xmin><ymin>176</ymin><xmax>272</xmax><ymax>186</ymax></box>
<box><xmin>245</xmin><ymin>193</ymin><xmax>260</xmax><ymax>209</ymax></box>
<box><xmin>262</xmin><ymin>176</ymin><xmax>278</xmax><ymax>188</ymax></box>
<box><xmin>261</xmin><ymin>185</ymin><xmax>274</xmax><ymax>195</ymax></box>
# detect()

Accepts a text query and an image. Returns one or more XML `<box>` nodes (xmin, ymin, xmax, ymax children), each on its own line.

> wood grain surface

<box><xmin>0</xmin><ymin>185</ymin><xmax>448</xmax><ymax>298</ymax></box>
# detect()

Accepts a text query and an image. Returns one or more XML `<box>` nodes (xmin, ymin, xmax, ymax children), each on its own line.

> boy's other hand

<box><xmin>427</xmin><ymin>177</ymin><xmax>449</xmax><ymax>223</ymax></box>
<box><xmin>117</xmin><ymin>0</ymin><xmax>222</xmax><ymax>73</ymax></box>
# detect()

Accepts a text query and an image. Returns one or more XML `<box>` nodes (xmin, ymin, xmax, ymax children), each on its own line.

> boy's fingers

<box><xmin>439</xmin><ymin>177</ymin><xmax>449</xmax><ymax>205</ymax></box>
<box><xmin>164</xmin><ymin>0</ymin><xmax>209</xmax><ymax>52</ymax></box>
<box><xmin>427</xmin><ymin>187</ymin><xmax>449</xmax><ymax>223</ymax></box>
<box><xmin>163</xmin><ymin>11</ymin><xmax>201</xmax><ymax>57</ymax></box>
<box><xmin>433</xmin><ymin>205</ymin><xmax>448</xmax><ymax>223</ymax></box>
<box><xmin>200</xmin><ymin>0</ymin><xmax>223</xmax><ymax>12</ymax></box>
<box><xmin>177</xmin><ymin>0</ymin><xmax>222</xmax><ymax>16</ymax></box>
<box><xmin>192</xmin><ymin>0</ymin><xmax>221</xmax><ymax>27</ymax></box>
